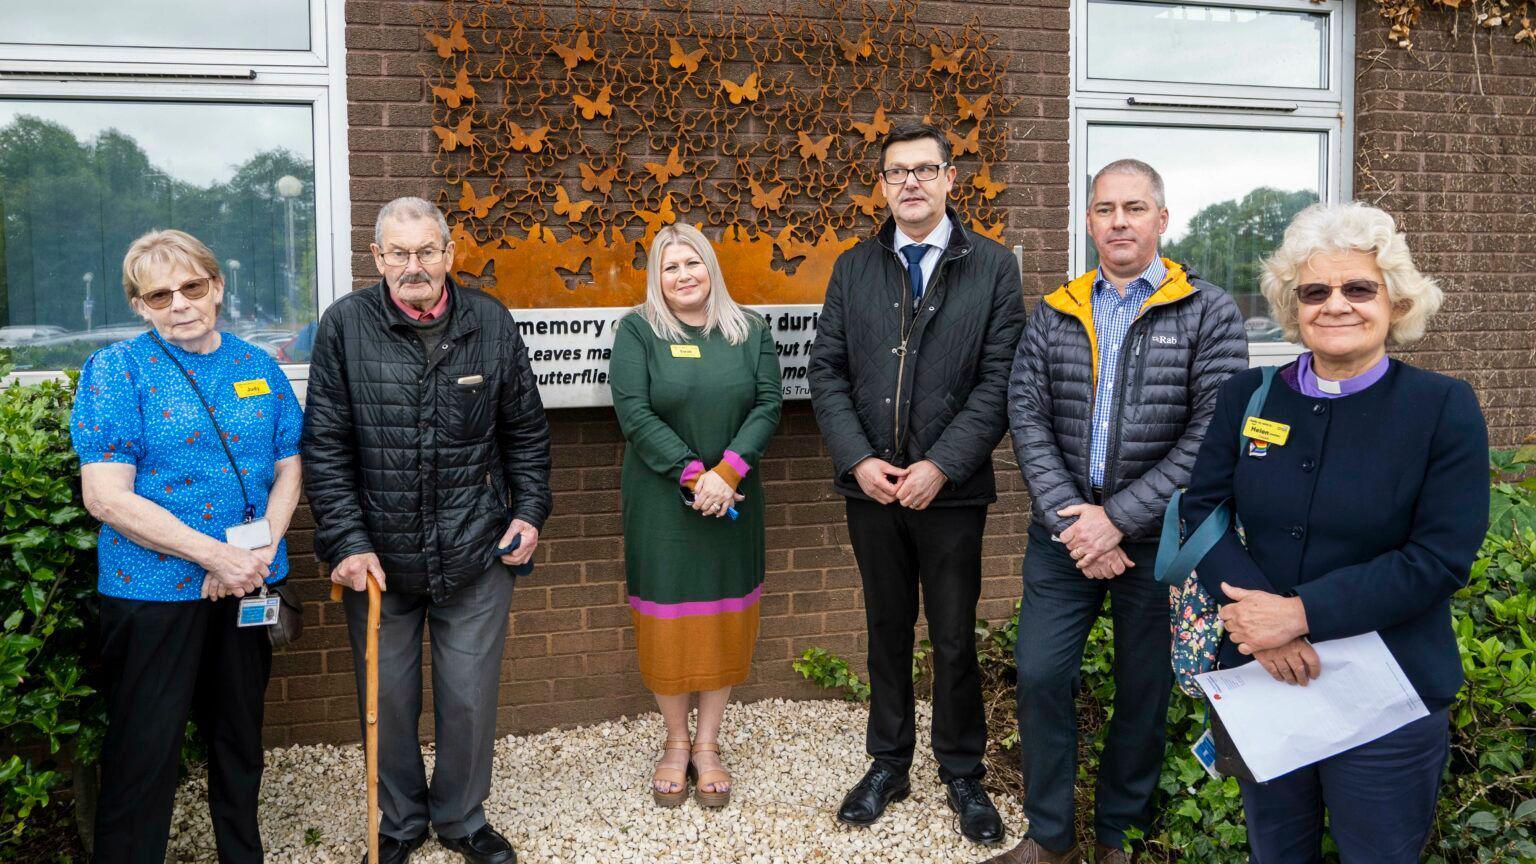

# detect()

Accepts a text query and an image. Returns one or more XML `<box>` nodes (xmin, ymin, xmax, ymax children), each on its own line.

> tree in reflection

<box><xmin>1162</xmin><ymin>186</ymin><xmax>1317</xmax><ymax>319</ymax></box>
<box><xmin>0</xmin><ymin>114</ymin><xmax>315</xmax><ymax>356</ymax></box>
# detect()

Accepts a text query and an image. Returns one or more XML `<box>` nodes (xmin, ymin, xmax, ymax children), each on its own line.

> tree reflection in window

<box><xmin>0</xmin><ymin>103</ymin><xmax>316</xmax><ymax>369</ymax></box>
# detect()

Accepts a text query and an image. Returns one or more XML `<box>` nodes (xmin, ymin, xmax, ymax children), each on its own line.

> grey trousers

<box><xmin>343</xmin><ymin>562</ymin><xmax>514</xmax><ymax>841</ymax></box>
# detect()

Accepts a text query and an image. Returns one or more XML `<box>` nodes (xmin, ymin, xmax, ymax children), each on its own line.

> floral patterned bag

<box><xmin>1156</xmin><ymin>366</ymin><xmax>1277</xmax><ymax>698</ymax></box>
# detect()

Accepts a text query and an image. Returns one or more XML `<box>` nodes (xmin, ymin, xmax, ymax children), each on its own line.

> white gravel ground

<box><xmin>167</xmin><ymin>698</ymin><xmax>1025</xmax><ymax>863</ymax></box>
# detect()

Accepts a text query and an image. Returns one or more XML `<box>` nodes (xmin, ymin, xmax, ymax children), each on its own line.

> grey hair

<box><xmin>374</xmin><ymin>196</ymin><xmax>451</xmax><ymax>247</ymax></box>
<box><xmin>638</xmin><ymin>224</ymin><xmax>756</xmax><ymax>346</ymax></box>
<box><xmin>1260</xmin><ymin>202</ymin><xmax>1442</xmax><ymax>345</ymax></box>
<box><xmin>1091</xmin><ymin>158</ymin><xmax>1166</xmax><ymax>209</ymax></box>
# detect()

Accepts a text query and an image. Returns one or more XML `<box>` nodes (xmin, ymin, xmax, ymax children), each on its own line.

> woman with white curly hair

<box><xmin>1177</xmin><ymin>202</ymin><xmax>1489</xmax><ymax>861</ymax></box>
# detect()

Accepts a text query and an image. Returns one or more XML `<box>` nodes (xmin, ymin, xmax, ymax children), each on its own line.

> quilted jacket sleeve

<box><xmin>808</xmin><ymin>256</ymin><xmax>876</xmax><ymax>481</ymax></box>
<box><xmin>497</xmin><ymin>317</ymin><xmax>553</xmax><ymax>529</ymax></box>
<box><xmin>925</xmin><ymin>255</ymin><xmax>1026</xmax><ymax>484</ymax></box>
<box><xmin>1008</xmin><ymin>301</ymin><xmax>1084</xmax><ymax>536</ymax></box>
<box><xmin>1104</xmin><ymin>288</ymin><xmax>1248</xmax><ymax>538</ymax></box>
<box><xmin>300</xmin><ymin>306</ymin><xmax>374</xmax><ymax>564</ymax></box>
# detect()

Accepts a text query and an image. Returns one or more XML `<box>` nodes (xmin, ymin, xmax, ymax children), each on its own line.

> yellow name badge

<box><xmin>233</xmin><ymin>379</ymin><xmax>272</xmax><ymax>398</ymax></box>
<box><xmin>669</xmin><ymin>344</ymin><xmax>702</xmax><ymax>359</ymax></box>
<box><xmin>1242</xmin><ymin>416</ymin><xmax>1291</xmax><ymax>446</ymax></box>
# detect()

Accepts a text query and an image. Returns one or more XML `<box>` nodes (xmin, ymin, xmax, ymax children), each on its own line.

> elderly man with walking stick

<box><xmin>303</xmin><ymin>197</ymin><xmax>552</xmax><ymax>864</ymax></box>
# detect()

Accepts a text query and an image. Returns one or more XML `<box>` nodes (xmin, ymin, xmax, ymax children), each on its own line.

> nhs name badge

<box><xmin>1191</xmin><ymin>728</ymin><xmax>1222</xmax><ymax>780</ymax></box>
<box><xmin>238</xmin><ymin>591</ymin><xmax>281</xmax><ymax>628</ymax></box>
<box><xmin>669</xmin><ymin>344</ymin><xmax>701</xmax><ymax>359</ymax></box>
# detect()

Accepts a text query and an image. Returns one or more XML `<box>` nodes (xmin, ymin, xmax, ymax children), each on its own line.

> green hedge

<box><xmin>796</xmin><ymin>444</ymin><xmax>1536</xmax><ymax>862</ymax></box>
<box><xmin>0</xmin><ymin>371</ymin><xmax>102</xmax><ymax>852</ymax></box>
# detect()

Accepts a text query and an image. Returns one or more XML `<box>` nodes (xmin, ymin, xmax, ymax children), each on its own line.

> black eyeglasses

<box><xmin>1294</xmin><ymin>280</ymin><xmax>1382</xmax><ymax>305</ymax></box>
<box><xmin>879</xmin><ymin>163</ymin><xmax>949</xmax><ymax>185</ymax></box>
<box><xmin>380</xmin><ymin>247</ymin><xmax>445</xmax><ymax>266</ymax></box>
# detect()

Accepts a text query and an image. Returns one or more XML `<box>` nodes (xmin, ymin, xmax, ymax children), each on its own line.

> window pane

<box><xmin>0</xmin><ymin>100</ymin><xmax>317</xmax><ymax>369</ymax></box>
<box><xmin>1086</xmin><ymin>124</ymin><xmax>1324</xmax><ymax>341</ymax></box>
<box><xmin>0</xmin><ymin>0</ymin><xmax>310</xmax><ymax>52</ymax></box>
<box><xmin>1087</xmin><ymin>1</ymin><xmax>1328</xmax><ymax>90</ymax></box>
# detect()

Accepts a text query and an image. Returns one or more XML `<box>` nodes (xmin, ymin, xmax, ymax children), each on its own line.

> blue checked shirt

<box><xmin>1088</xmin><ymin>257</ymin><xmax>1166</xmax><ymax>488</ymax></box>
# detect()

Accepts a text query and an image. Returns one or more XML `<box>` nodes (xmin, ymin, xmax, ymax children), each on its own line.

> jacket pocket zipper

<box><xmin>892</xmin><ymin>339</ymin><xmax>909</xmax><ymax>453</ymax></box>
<box><xmin>1129</xmin><ymin>332</ymin><xmax>1147</xmax><ymax>406</ymax></box>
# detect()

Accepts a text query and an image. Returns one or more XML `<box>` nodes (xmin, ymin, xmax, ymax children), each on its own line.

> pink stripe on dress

<box><xmin>629</xmin><ymin>584</ymin><xmax>764</xmax><ymax>619</ymax></box>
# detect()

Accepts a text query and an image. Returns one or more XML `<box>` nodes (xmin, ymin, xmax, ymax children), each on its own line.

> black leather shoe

<box><xmin>364</xmin><ymin>830</ymin><xmax>428</xmax><ymax>864</ymax></box>
<box><xmin>438</xmin><ymin>825</ymin><xmax>517</xmax><ymax>864</ymax></box>
<box><xmin>946</xmin><ymin>777</ymin><xmax>1005</xmax><ymax>845</ymax></box>
<box><xmin>836</xmin><ymin>764</ymin><xmax>911</xmax><ymax>826</ymax></box>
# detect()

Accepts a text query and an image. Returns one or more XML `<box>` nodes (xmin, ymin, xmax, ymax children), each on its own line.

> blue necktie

<box><xmin>901</xmin><ymin>243</ymin><xmax>930</xmax><ymax>304</ymax></box>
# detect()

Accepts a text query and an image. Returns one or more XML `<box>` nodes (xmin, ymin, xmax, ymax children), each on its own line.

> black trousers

<box><xmin>1014</xmin><ymin>521</ymin><xmax>1170</xmax><ymax>852</ymax></box>
<box><xmin>845</xmin><ymin>498</ymin><xmax>988</xmax><ymax>782</ymax></box>
<box><xmin>94</xmin><ymin>595</ymin><xmax>272</xmax><ymax>864</ymax></box>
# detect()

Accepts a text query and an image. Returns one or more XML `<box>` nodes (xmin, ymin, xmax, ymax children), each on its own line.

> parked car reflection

<box><xmin>4</xmin><ymin>321</ymin><xmax>309</xmax><ymax>370</ymax></box>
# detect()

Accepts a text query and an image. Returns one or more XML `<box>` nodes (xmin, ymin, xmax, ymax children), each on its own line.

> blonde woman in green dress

<box><xmin>609</xmin><ymin>224</ymin><xmax>782</xmax><ymax>808</ymax></box>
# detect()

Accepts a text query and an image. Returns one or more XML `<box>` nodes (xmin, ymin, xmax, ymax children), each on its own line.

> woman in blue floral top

<box><xmin>72</xmin><ymin>229</ymin><xmax>303</xmax><ymax>864</ymax></box>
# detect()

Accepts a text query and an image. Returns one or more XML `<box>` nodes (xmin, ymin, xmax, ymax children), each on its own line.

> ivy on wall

<box><xmin>1372</xmin><ymin>0</ymin><xmax>1535</xmax><ymax>49</ymax></box>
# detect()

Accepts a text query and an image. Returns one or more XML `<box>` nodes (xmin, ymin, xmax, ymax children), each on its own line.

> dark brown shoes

<box><xmin>981</xmin><ymin>837</ymin><xmax>1082</xmax><ymax>864</ymax></box>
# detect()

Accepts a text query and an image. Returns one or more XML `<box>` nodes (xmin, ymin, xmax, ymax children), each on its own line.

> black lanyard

<box><xmin>149</xmin><ymin>332</ymin><xmax>256</xmax><ymax>521</ymax></box>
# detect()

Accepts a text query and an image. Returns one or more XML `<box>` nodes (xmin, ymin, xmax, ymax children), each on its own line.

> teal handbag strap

<box><xmin>1154</xmin><ymin>366</ymin><xmax>1277</xmax><ymax>585</ymax></box>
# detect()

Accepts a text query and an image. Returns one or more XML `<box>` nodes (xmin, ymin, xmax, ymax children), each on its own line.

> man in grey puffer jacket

<box><xmin>987</xmin><ymin>160</ymin><xmax>1246</xmax><ymax>864</ymax></box>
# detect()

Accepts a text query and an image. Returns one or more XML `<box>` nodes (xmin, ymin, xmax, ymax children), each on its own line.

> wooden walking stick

<box><xmin>332</xmin><ymin>576</ymin><xmax>384</xmax><ymax>864</ymax></box>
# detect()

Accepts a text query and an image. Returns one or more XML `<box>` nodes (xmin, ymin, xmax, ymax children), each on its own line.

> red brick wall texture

<box><xmin>259</xmin><ymin>0</ymin><xmax>1534</xmax><ymax>747</ymax></box>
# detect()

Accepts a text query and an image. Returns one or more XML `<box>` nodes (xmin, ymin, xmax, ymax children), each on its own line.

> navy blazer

<box><xmin>1181</xmin><ymin>359</ymin><xmax>1489</xmax><ymax>711</ymax></box>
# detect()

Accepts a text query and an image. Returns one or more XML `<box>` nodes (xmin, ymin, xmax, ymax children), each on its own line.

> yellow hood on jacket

<box><xmin>1041</xmin><ymin>257</ymin><xmax>1199</xmax><ymax>390</ymax></box>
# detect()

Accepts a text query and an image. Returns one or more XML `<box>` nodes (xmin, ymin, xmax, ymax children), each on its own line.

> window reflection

<box><xmin>1</xmin><ymin>0</ymin><xmax>311</xmax><ymax>51</ymax></box>
<box><xmin>0</xmin><ymin>101</ymin><xmax>317</xmax><ymax>368</ymax></box>
<box><xmin>1087</xmin><ymin>1</ymin><xmax>1328</xmax><ymax>90</ymax></box>
<box><xmin>1086</xmin><ymin>124</ymin><xmax>1324</xmax><ymax>339</ymax></box>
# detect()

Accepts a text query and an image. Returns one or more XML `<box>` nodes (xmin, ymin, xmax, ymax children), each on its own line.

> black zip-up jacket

<box><xmin>301</xmin><ymin>279</ymin><xmax>552</xmax><ymax>600</ymax></box>
<box><xmin>1008</xmin><ymin>259</ymin><xmax>1247</xmax><ymax>541</ymax></box>
<box><xmin>808</xmin><ymin>210</ymin><xmax>1026</xmax><ymax>505</ymax></box>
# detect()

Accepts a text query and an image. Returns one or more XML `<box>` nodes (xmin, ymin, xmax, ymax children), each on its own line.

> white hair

<box><xmin>1260</xmin><ymin>202</ymin><xmax>1443</xmax><ymax>345</ymax></box>
<box><xmin>374</xmin><ymin>196</ymin><xmax>451</xmax><ymax>247</ymax></box>
<box><xmin>637</xmin><ymin>223</ymin><xmax>757</xmax><ymax>346</ymax></box>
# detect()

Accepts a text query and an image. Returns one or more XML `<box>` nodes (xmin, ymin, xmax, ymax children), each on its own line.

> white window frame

<box><xmin>0</xmin><ymin>0</ymin><xmax>329</xmax><ymax>69</ymax></box>
<box><xmin>1069</xmin><ymin>0</ymin><xmax>1354</xmax><ymax>364</ymax></box>
<box><xmin>0</xmin><ymin>0</ymin><xmax>350</xmax><ymax>386</ymax></box>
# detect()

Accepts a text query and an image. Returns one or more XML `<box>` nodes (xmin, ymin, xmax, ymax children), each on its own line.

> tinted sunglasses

<box><xmin>140</xmin><ymin>277</ymin><xmax>212</xmax><ymax>310</ymax></box>
<box><xmin>1294</xmin><ymin>279</ymin><xmax>1381</xmax><ymax>305</ymax></box>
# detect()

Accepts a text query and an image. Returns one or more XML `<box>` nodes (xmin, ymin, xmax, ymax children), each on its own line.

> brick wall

<box><xmin>260</xmin><ymin>0</ymin><xmax>1534</xmax><ymax>747</ymax></box>
<box><xmin>264</xmin><ymin>0</ymin><xmax>1067</xmax><ymax>747</ymax></box>
<box><xmin>1351</xmin><ymin>6</ymin><xmax>1536</xmax><ymax>446</ymax></box>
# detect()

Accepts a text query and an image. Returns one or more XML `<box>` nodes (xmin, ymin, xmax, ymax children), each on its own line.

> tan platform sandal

<box><xmin>691</xmin><ymin>741</ymin><xmax>732</xmax><ymax>809</ymax></box>
<box><xmin>652</xmin><ymin>738</ymin><xmax>692</xmax><ymax>808</ymax></box>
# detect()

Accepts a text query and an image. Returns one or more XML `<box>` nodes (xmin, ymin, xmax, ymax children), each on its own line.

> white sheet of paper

<box><xmin>1194</xmin><ymin>632</ymin><xmax>1428</xmax><ymax>782</ymax></box>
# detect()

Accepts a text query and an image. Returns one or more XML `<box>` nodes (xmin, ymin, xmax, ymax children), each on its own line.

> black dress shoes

<box><xmin>438</xmin><ymin>825</ymin><xmax>518</xmax><ymax>864</ymax></box>
<box><xmin>946</xmin><ymin>777</ymin><xmax>1005</xmax><ymax>845</ymax></box>
<box><xmin>836</xmin><ymin>763</ymin><xmax>911</xmax><ymax>826</ymax></box>
<box><xmin>364</xmin><ymin>830</ymin><xmax>428</xmax><ymax>864</ymax></box>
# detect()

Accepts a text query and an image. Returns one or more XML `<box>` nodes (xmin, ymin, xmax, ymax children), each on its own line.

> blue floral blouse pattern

<box><xmin>70</xmin><ymin>332</ymin><xmax>303</xmax><ymax>601</ymax></box>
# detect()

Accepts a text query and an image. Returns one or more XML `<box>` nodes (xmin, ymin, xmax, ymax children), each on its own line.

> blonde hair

<box><xmin>121</xmin><ymin>229</ymin><xmax>223</xmax><ymax>305</ymax></box>
<box><xmin>639</xmin><ymin>224</ymin><xmax>756</xmax><ymax>346</ymax></box>
<box><xmin>1260</xmin><ymin>202</ymin><xmax>1443</xmax><ymax>345</ymax></box>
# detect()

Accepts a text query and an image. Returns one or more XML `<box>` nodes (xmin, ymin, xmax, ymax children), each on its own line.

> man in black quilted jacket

<box><xmin>809</xmin><ymin>124</ymin><xmax>1025</xmax><ymax>846</ymax></box>
<box><xmin>302</xmin><ymin>197</ymin><xmax>550</xmax><ymax>864</ymax></box>
<box><xmin>988</xmin><ymin>161</ymin><xmax>1246</xmax><ymax>864</ymax></box>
